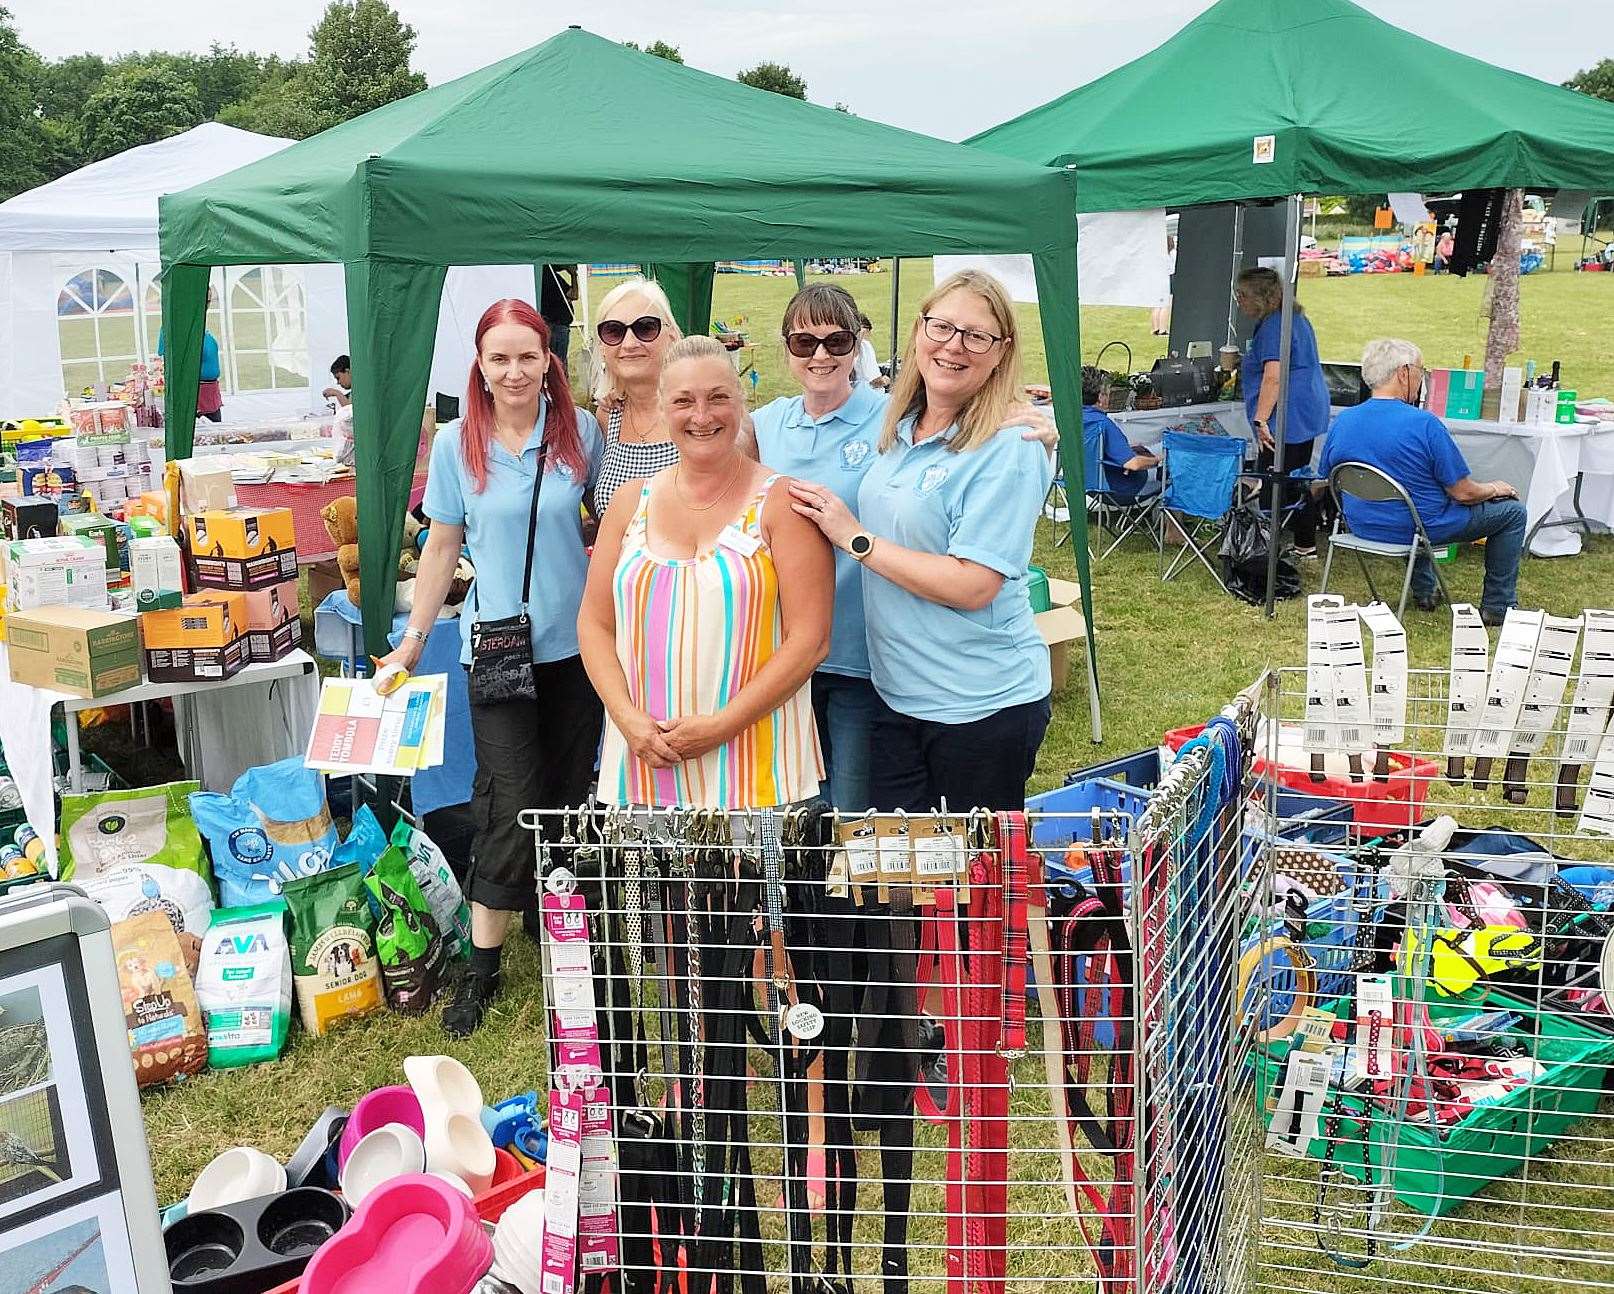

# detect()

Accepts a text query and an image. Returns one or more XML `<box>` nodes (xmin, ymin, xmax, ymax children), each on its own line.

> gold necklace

<box><xmin>673</xmin><ymin>456</ymin><xmax>745</xmax><ymax>512</ymax></box>
<box><xmin>621</xmin><ymin>399</ymin><xmax>659</xmax><ymax>444</ymax></box>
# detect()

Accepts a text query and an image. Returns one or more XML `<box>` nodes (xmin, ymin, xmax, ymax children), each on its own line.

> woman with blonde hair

<box><xmin>579</xmin><ymin>334</ymin><xmax>832</xmax><ymax>808</ymax></box>
<box><xmin>791</xmin><ymin>269</ymin><xmax>1053</xmax><ymax>814</ymax></box>
<box><xmin>589</xmin><ymin>275</ymin><xmax>684</xmax><ymax>513</ymax></box>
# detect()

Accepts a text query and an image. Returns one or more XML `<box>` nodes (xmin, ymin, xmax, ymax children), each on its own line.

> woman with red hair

<box><xmin>380</xmin><ymin>298</ymin><xmax>603</xmax><ymax>1036</ymax></box>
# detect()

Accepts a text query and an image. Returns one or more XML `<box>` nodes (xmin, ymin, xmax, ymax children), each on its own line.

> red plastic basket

<box><xmin>263</xmin><ymin>1165</ymin><xmax>545</xmax><ymax>1293</ymax></box>
<box><xmin>1163</xmin><ymin>723</ymin><xmax>1437</xmax><ymax>832</ymax></box>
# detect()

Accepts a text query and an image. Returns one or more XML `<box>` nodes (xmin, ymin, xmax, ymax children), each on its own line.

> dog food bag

<box><xmin>197</xmin><ymin>902</ymin><xmax>293</xmax><ymax>1067</ymax></box>
<box><xmin>191</xmin><ymin>758</ymin><xmax>341</xmax><ymax>907</ymax></box>
<box><xmin>59</xmin><ymin>782</ymin><xmax>209</xmax><ymax>883</ymax></box>
<box><xmin>387</xmin><ymin>819</ymin><xmax>472</xmax><ymax>962</ymax></box>
<box><xmin>111</xmin><ymin>911</ymin><xmax>207</xmax><ymax>1088</ymax></box>
<box><xmin>364</xmin><ymin>847</ymin><xmax>446</xmax><ymax>1015</ymax></box>
<box><xmin>76</xmin><ymin>862</ymin><xmax>214</xmax><ymax>976</ymax></box>
<box><xmin>282</xmin><ymin>863</ymin><xmax>382</xmax><ymax>1035</ymax></box>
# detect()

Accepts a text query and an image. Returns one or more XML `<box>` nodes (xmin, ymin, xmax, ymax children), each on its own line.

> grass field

<box><xmin>132</xmin><ymin>256</ymin><xmax>1614</xmax><ymax>1285</ymax></box>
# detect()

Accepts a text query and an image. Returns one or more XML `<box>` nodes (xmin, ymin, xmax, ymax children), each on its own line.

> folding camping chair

<box><xmin>1319</xmin><ymin>460</ymin><xmax>1451</xmax><ymax>621</ymax></box>
<box><xmin>1158</xmin><ymin>430</ymin><xmax>1245</xmax><ymax>589</ymax></box>
<box><xmin>1081</xmin><ymin>420</ymin><xmax>1161</xmax><ymax>560</ymax></box>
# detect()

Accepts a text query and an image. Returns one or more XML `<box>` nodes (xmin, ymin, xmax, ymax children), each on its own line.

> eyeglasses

<box><xmin>596</xmin><ymin>315</ymin><xmax>663</xmax><ymax>346</ymax></box>
<box><xmin>921</xmin><ymin>315</ymin><xmax>1004</xmax><ymax>355</ymax></box>
<box><xmin>783</xmin><ymin>329</ymin><xmax>858</xmax><ymax>358</ymax></box>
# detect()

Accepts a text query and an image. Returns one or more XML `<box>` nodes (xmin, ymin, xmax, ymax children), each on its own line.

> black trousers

<box><xmin>868</xmin><ymin>692</ymin><xmax>1053</xmax><ymax>815</ymax></box>
<box><xmin>1256</xmin><ymin>436</ymin><xmax>1320</xmax><ymax>548</ymax></box>
<box><xmin>466</xmin><ymin>654</ymin><xmax>602</xmax><ymax>912</ymax></box>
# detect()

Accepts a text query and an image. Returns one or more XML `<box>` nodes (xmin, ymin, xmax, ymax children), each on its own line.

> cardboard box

<box><xmin>2</xmin><ymin>497</ymin><xmax>59</xmax><ymax>542</ymax></box>
<box><xmin>241</xmin><ymin>578</ymin><xmax>300</xmax><ymax>662</ymax></box>
<box><xmin>7</xmin><ymin>606</ymin><xmax>141</xmax><ymax>698</ymax></box>
<box><xmin>188</xmin><ymin>508</ymin><xmax>296</xmax><ymax>560</ymax></box>
<box><xmin>138</xmin><ymin>590</ymin><xmax>247</xmax><ymax>650</ymax></box>
<box><xmin>129</xmin><ymin>492</ymin><xmax>169</xmax><ymax>527</ymax></box>
<box><xmin>129</xmin><ymin>535</ymin><xmax>183</xmax><ymax>604</ymax></box>
<box><xmin>1036</xmin><ymin>577</ymin><xmax>1090</xmax><ymax>696</ymax></box>
<box><xmin>6</xmin><ymin>536</ymin><xmax>108</xmax><ymax>611</ymax></box>
<box><xmin>176</xmin><ymin>459</ymin><xmax>237</xmax><ymax>514</ymax></box>
<box><xmin>58</xmin><ymin>514</ymin><xmax>124</xmax><ymax>572</ymax></box>
<box><xmin>143</xmin><ymin>635</ymin><xmax>248</xmax><ymax>684</ymax></box>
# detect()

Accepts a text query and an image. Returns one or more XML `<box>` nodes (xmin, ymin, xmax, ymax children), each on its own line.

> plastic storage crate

<box><xmin>1251</xmin><ymin>990</ymin><xmax>1614</xmax><ymax>1216</ymax></box>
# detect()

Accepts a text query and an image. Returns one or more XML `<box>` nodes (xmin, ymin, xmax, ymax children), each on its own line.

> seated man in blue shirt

<box><xmin>1319</xmin><ymin>338</ymin><xmax>1524</xmax><ymax>625</ymax></box>
<box><xmin>1081</xmin><ymin>366</ymin><xmax>1159</xmax><ymax>501</ymax></box>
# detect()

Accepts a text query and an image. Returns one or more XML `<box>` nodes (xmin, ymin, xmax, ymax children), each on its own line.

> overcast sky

<box><xmin>10</xmin><ymin>0</ymin><xmax>1601</xmax><ymax>141</ymax></box>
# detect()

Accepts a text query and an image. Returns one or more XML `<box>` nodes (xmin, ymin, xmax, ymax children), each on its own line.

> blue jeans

<box><xmin>810</xmin><ymin>671</ymin><xmax>879</xmax><ymax>811</ymax></box>
<box><xmin>1414</xmin><ymin>498</ymin><xmax>1527</xmax><ymax>615</ymax></box>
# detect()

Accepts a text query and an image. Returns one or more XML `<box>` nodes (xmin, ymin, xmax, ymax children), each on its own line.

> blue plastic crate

<box><xmin>1028</xmin><ymin>775</ymin><xmax>1150</xmax><ymax>851</ymax></box>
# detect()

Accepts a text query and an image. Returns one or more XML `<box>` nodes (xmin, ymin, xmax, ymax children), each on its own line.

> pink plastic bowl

<box><xmin>338</xmin><ymin>1086</ymin><xmax>426</xmax><ymax>1171</ymax></box>
<box><xmin>302</xmin><ymin>1173</ymin><xmax>491</xmax><ymax>1294</ymax></box>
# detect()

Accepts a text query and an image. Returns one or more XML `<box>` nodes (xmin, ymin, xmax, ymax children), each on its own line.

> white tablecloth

<box><xmin>1102</xmin><ymin>400</ymin><xmax>1614</xmax><ymax>554</ymax></box>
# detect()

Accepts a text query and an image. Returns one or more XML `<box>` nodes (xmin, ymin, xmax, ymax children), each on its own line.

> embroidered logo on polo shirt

<box><xmin>917</xmin><ymin>465</ymin><xmax>949</xmax><ymax>495</ymax></box>
<box><xmin>840</xmin><ymin>440</ymin><xmax>871</xmax><ymax>470</ymax></box>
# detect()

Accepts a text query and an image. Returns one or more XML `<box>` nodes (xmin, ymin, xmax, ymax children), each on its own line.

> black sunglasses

<box><xmin>783</xmin><ymin>329</ymin><xmax>858</xmax><ymax>359</ymax></box>
<box><xmin>596</xmin><ymin>315</ymin><xmax>663</xmax><ymax>346</ymax></box>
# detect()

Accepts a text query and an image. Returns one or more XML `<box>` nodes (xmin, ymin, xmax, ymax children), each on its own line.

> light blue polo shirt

<box><xmin>422</xmin><ymin>402</ymin><xmax>602</xmax><ymax>666</ymax></box>
<box><xmin>858</xmin><ymin>415</ymin><xmax>1053</xmax><ymax>724</ymax></box>
<box><xmin>753</xmin><ymin>382</ymin><xmax>886</xmax><ymax>679</ymax></box>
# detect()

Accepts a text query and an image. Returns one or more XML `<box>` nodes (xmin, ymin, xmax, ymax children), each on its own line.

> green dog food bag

<box><xmin>282</xmin><ymin>864</ymin><xmax>383</xmax><ymax>1035</ymax></box>
<box><xmin>364</xmin><ymin>847</ymin><xmax>446</xmax><ymax>1014</ymax></box>
<box><xmin>196</xmin><ymin>901</ymin><xmax>292</xmax><ymax>1067</ymax></box>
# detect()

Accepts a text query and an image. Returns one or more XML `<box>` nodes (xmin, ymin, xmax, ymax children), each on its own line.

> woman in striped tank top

<box><xmin>579</xmin><ymin>335</ymin><xmax>832</xmax><ymax>809</ymax></box>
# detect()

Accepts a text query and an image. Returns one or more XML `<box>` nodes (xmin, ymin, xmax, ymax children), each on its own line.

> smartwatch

<box><xmin>847</xmin><ymin>533</ymin><xmax>875</xmax><ymax>562</ymax></box>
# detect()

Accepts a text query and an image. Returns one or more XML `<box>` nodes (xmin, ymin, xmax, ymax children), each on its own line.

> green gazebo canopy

<box><xmin>159</xmin><ymin>26</ymin><xmax>1102</xmax><ymax>735</ymax></box>
<box><xmin>969</xmin><ymin>0</ymin><xmax>1614</xmax><ymax>211</ymax></box>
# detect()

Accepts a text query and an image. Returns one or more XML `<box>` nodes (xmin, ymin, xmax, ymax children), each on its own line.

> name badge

<box><xmin>717</xmin><ymin>524</ymin><xmax>760</xmax><ymax>557</ymax></box>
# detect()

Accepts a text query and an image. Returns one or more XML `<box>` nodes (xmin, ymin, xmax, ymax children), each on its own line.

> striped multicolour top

<box><xmin>597</xmin><ymin>474</ymin><xmax>824</xmax><ymax>809</ymax></box>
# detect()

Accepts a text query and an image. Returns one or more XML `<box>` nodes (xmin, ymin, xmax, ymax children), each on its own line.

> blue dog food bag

<box><xmin>191</xmin><ymin>758</ymin><xmax>340</xmax><ymax>907</ymax></box>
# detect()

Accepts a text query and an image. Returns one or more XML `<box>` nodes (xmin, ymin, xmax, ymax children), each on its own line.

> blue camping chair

<box><xmin>1079</xmin><ymin>419</ymin><xmax>1161</xmax><ymax>560</ymax></box>
<box><xmin>1159</xmin><ymin>431</ymin><xmax>1246</xmax><ymax>588</ymax></box>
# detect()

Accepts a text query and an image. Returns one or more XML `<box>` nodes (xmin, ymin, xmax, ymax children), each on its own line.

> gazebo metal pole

<box><xmin>1263</xmin><ymin>193</ymin><xmax>1303</xmax><ymax>616</ymax></box>
<box><xmin>888</xmin><ymin>256</ymin><xmax>902</xmax><ymax>374</ymax></box>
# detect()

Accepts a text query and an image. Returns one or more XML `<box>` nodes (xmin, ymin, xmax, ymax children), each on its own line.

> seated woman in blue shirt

<box><xmin>1237</xmin><ymin>266</ymin><xmax>1332</xmax><ymax>555</ymax></box>
<box><xmin>753</xmin><ymin>282</ymin><xmax>1056</xmax><ymax>810</ymax></box>
<box><xmin>1081</xmin><ymin>365</ymin><xmax>1158</xmax><ymax>501</ymax></box>
<box><xmin>791</xmin><ymin>269</ymin><xmax>1053</xmax><ymax>816</ymax></box>
<box><xmin>1320</xmin><ymin>337</ymin><xmax>1524</xmax><ymax>625</ymax></box>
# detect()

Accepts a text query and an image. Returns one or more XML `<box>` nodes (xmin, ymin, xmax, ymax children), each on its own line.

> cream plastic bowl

<box><xmin>340</xmin><ymin>1124</ymin><xmax>427</xmax><ymax>1208</ymax></box>
<box><xmin>189</xmin><ymin>1146</ymin><xmax>287</xmax><ymax>1212</ymax></box>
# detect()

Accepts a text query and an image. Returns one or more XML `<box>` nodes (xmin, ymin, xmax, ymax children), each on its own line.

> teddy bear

<box><xmin>319</xmin><ymin>496</ymin><xmax>473</xmax><ymax>613</ymax></box>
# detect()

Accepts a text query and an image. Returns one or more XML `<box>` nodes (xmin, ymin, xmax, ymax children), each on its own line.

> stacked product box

<box><xmin>184</xmin><ymin>508</ymin><xmax>299</xmax><ymax>664</ymax></box>
<box><xmin>5</xmin><ymin>537</ymin><xmax>109</xmax><ymax>613</ymax></box>
<box><xmin>65</xmin><ymin>401</ymin><xmax>155</xmax><ymax>508</ymax></box>
<box><xmin>140</xmin><ymin>590</ymin><xmax>249</xmax><ymax>683</ymax></box>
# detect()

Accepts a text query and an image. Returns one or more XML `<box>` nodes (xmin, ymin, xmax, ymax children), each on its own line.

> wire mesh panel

<box><xmin>1246</xmin><ymin>649</ymin><xmax>1614</xmax><ymax>1294</ymax></box>
<box><xmin>516</xmin><ymin>712</ymin><xmax>1258</xmax><ymax>1294</ymax></box>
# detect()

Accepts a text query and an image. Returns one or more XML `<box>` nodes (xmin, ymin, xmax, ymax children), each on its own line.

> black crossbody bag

<box><xmin>468</xmin><ymin>441</ymin><xmax>548</xmax><ymax>705</ymax></box>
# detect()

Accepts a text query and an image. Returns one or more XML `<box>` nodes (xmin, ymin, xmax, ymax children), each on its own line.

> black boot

<box><xmin>443</xmin><ymin>968</ymin><xmax>500</xmax><ymax>1038</ymax></box>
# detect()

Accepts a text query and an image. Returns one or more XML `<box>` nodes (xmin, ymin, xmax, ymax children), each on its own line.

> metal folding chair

<box><xmin>1159</xmin><ymin>431</ymin><xmax>1244</xmax><ymax>588</ymax></box>
<box><xmin>1319</xmin><ymin>461</ymin><xmax>1452</xmax><ymax>620</ymax></box>
<box><xmin>1082</xmin><ymin>422</ymin><xmax>1161</xmax><ymax>560</ymax></box>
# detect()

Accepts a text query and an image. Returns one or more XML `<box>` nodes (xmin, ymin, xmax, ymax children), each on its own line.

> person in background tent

<box><xmin>539</xmin><ymin>264</ymin><xmax>579</xmax><ymax>369</ymax></box>
<box><xmin>1434</xmin><ymin>229</ymin><xmax>1455</xmax><ymax>274</ymax></box>
<box><xmin>156</xmin><ymin>285</ymin><xmax>225</xmax><ymax>423</ymax></box>
<box><xmin>1081</xmin><ymin>364</ymin><xmax>1159</xmax><ymax>501</ymax></box>
<box><xmin>323</xmin><ymin>354</ymin><xmax>351</xmax><ymax>408</ymax></box>
<box><xmin>1320</xmin><ymin>337</ymin><xmax>1523</xmax><ymax>626</ymax></box>
<box><xmin>377</xmin><ymin>298</ymin><xmax>604</xmax><ymax>1037</ymax></box>
<box><xmin>1236</xmin><ymin>265</ymin><xmax>1330</xmax><ymax>557</ymax></box>
<box><xmin>853</xmin><ymin>312</ymin><xmax>888</xmax><ymax>390</ymax></box>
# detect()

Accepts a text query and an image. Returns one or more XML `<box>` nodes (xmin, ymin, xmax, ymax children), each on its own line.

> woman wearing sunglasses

<box><xmin>589</xmin><ymin>276</ymin><xmax>683</xmax><ymax>514</ymax></box>
<box><xmin>753</xmin><ymin>281</ymin><xmax>1055</xmax><ymax>811</ymax></box>
<box><xmin>789</xmin><ymin>270</ymin><xmax>1054</xmax><ymax>815</ymax></box>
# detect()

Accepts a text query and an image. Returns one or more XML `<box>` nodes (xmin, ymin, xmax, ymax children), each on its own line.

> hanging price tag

<box><xmin>875</xmin><ymin>814</ymin><xmax>913</xmax><ymax>904</ymax></box>
<box><xmin>1304</xmin><ymin>595</ymin><xmax>1343</xmax><ymax>751</ymax></box>
<box><xmin>1444</xmin><ymin>603</ymin><xmax>1491</xmax><ymax>770</ymax></box>
<box><xmin>1359</xmin><ymin>602</ymin><xmax>1408</xmax><ymax>747</ymax></box>
<box><xmin>1510</xmin><ymin>613</ymin><xmax>1581</xmax><ymax>757</ymax></box>
<box><xmin>1472</xmin><ymin>608</ymin><xmax>1543</xmax><ymax>760</ymax></box>
<box><xmin>837</xmin><ymin>814</ymin><xmax>879</xmax><ymax>905</ymax></box>
<box><xmin>1562</xmin><ymin>609</ymin><xmax>1614</xmax><ymax>766</ymax></box>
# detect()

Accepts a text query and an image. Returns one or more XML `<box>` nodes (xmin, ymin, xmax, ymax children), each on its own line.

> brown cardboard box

<box><xmin>241</xmin><ymin>578</ymin><xmax>300</xmax><ymax>662</ymax></box>
<box><xmin>176</xmin><ymin>459</ymin><xmax>237</xmax><ymax>514</ymax></box>
<box><xmin>1036</xmin><ymin>577</ymin><xmax>1090</xmax><ymax>696</ymax></box>
<box><xmin>7</xmin><ymin>606</ymin><xmax>141</xmax><ymax>698</ymax></box>
<box><xmin>138</xmin><ymin>591</ymin><xmax>247</xmax><ymax>650</ymax></box>
<box><xmin>143</xmin><ymin>635</ymin><xmax>248</xmax><ymax>684</ymax></box>
<box><xmin>187</xmin><ymin>508</ymin><xmax>296</xmax><ymax>560</ymax></box>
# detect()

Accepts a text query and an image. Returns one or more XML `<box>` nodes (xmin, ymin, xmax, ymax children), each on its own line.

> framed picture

<box><xmin>0</xmin><ymin>1193</ymin><xmax>140</xmax><ymax>1293</ymax></box>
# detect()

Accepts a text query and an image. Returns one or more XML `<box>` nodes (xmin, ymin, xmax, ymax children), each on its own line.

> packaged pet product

<box><xmin>75</xmin><ymin>862</ymin><xmax>214</xmax><ymax>977</ymax></box>
<box><xmin>191</xmin><ymin>758</ymin><xmax>341</xmax><ymax>907</ymax></box>
<box><xmin>111</xmin><ymin>911</ymin><xmax>207</xmax><ymax>1088</ymax></box>
<box><xmin>332</xmin><ymin>805</ymin><xmax>388</xmax><ymax>872</ymax></box>
<box><xmin>364</xmin><ymin>847</ymin><xmax>446</xmax><ymax>1014</ymax></box>
<box><xmin>283</xmin><ymin>863</ymin><xmax>382</xmax><ymax>1035</ymax></box>
<box><xmin>387</xmin><ymin>819</ymin><xmax>471</xmax><ymax>962</ymax></box>
<box><xmin>58</xmin><ymin>783</ymin><xmax>211</xmax><ymax>935</ymax></box>
<box><xmin>196</xmin><ymin>902</ymin><xmax>293</xmax><ymax>1067</ymax></box>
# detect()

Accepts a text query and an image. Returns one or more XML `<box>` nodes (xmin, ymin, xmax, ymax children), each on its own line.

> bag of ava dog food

<box><xmin>197</xmin><ymin>902</ymin><xmax>293</xmax><ymax>1067</ymax></box>
<box><xmin>282</xmin><ymin>864</ymin><xmax>383</xmax><ymax>1035</ymax></box>
<box><xmin>111</xmin><ymin>911</ymin><xmax>207</xmax><ymax>1088</ymax></box>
